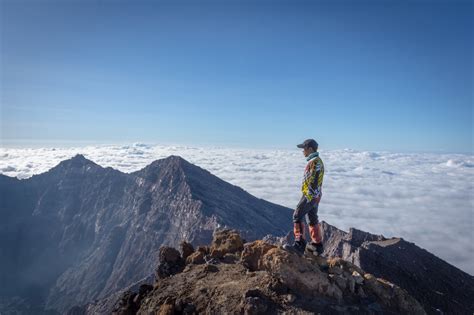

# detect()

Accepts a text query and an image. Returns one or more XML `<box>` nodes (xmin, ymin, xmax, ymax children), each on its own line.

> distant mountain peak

<box><xmin>70</xmin><ymin>153</ymin><xmax>88</xmax><ymax>161</ymax></box>
<box><xmin>134</xmin><ymin>155</ymin><xmax>204</xmax><ymax>182</ymax></box>
<box><xmin>150</xmin><ymin>155</ymin><xmax>191</xmax><ymax>167</ymax></box>
<box><xmin>51</xmin><ymin>154</ymin><xmax>102</xmax><ymax>172</ymax></box>
<box><xmin>164</xmin><ymin>155</ymin><xmax>187</xmax><ymax>162</ymax></box>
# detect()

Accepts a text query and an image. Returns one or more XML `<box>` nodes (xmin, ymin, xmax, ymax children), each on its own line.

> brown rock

<box><xmin>209</xmin><ymin>229</ymin><xmax>244</xmax><ymax>259</ymax></box>
<box><xmin>240</xmin><ymin>240</ymin><xmax>276</xmax><ymax>271</ymax></box>
<box><xmin>159</xmin><ymin>246</ymin><xmax>181</xmax><ymax>264</ymax></box>
<box><xmin>158</xmin><ymin>303</ymin><xmax>174</xmax><ymax>315</ymax></box>
<box><xmin>196</xmin><ymin>246</ymin><xmax>209</xmax><ymax>255</ymax></box>
<box><xmin>180</xmin><ymin>241</ymin><xmax>194</xmax><ymax>261</ymax></box>
<box><xmin>186</xmin><ymin>251</ymin><xmax>205</xmax><ymax>265</ymax></box>
<box><xmin>124</xmin><ymin>231</ymin><xmax>429</xmax><ymax>315</ymax></box>
<box><xmin>260</xmin><ymin>247</ymin><xmax>343</xmax><ymax>301</ymax></box>
<box><xmin>156</xmin><ymin>247</ymin><xmax>185</xmax><ymax>279</ymax></box>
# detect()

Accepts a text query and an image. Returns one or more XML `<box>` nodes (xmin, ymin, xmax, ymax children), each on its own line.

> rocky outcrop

<box><xmin>155</xmin><ymin>247</ymin><xmax>185</xmax><ymax>279</ymax></box>
<box><xmin>320</xmin><ymin>222</ymin><xmax>474</xmax><ymax>314</ymax></box>
<box><xmin>109</xmin><ymin>229</ymin><xmax>426</xmax><ymax>315</ymax></box>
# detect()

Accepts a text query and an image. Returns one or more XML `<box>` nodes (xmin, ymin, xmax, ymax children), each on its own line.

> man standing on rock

<box><xmin>285</xmin><ymin>139</ymin><xmax>325</xmax><ymax>256</ymax></box>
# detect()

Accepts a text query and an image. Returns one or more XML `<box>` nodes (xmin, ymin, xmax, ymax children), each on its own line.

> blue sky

<box><xmin>1</xmin><ymin>0</ymin><xmax>472</xmax><ymax>153</ymax></box>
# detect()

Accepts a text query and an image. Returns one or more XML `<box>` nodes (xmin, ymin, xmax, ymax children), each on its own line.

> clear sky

<box><xmin>1</xmin><ymin>0</ymin><xmax>472</xmax><ymax>153</ymax></box>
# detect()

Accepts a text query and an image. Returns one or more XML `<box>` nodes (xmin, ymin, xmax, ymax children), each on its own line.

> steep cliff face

<box><xmin>0</xmin><ymin>155</ymin><xmax>292</xmax><ymax>314</ymax></box>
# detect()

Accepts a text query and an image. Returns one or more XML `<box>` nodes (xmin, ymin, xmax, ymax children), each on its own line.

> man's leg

<box><xmin>293</xmin><ymin>196</ymin><xmax>311</xmax><ymax>242</ymax></box>
<box><xmin>307</xmin><ymin>201</ymin><xmax>324</xmax><ymax>255</ymax></box>
<box><xmin>285</xmin><ymin>196</ymin><xmax>311</xmax><ymax>255</ymax></box>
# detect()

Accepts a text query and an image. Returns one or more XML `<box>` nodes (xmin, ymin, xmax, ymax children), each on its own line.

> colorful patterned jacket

<box><xmin>301</xmin><ymin>151</ymin><xmax>324</xmax><ymax>203</ymax></box>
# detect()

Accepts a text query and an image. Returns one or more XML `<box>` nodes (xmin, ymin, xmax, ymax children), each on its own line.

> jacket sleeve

<box><xmin>302</xmin><ymin>160</ymin><xmax>323</xmax><ymax>202</ymax></box>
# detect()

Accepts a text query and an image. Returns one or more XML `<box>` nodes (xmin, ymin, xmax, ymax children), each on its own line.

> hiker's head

<box><xmin>297</xmin><ymin>139</ymin><xmax>318</xmax><ymax>157</ymax></box>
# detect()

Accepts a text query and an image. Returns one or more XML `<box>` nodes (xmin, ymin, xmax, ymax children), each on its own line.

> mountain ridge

<box><xmin>0</xmin><ymin>154</ymin><xmax>292</xmax><ymax>313</ymax></box>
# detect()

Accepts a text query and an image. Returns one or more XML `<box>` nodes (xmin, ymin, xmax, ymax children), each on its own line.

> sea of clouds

<box><xmin>1</xmin><ymin>143</ymin><xmax>473</xmax><ymax>275</ymax></box>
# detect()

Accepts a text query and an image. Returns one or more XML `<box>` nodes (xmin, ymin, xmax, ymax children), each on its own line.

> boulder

<box><xmin>363</xmin><ymin>273</ymin><xmax>426</xmax><ymax>314</ymax></box>
<box><xmin>180</xmin><ymin>241</ymin><xmax>195</xmax><ymax>261</ymax></box>
<box><xmin>261</xmin><ymin>247</ymin><xmax>342</xmax><ymax>301</ymax></box>
<box><xmin>155</xmin><ymin>246</ymin><xmax>185</xmax><ymax>279</ymax></box>
<box><xmin>209</xmin><ymin>229</ymin><xmax>244</xmax><ymax>259</ymax></box>
<box><xmin>240</xmin><ymin>240</ymin><xmax>276</xmax><ymax>271</ymax></box>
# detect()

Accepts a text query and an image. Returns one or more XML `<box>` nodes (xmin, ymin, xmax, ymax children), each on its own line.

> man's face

<box><xmin>302</xmin><ymin>146</ymin><xmax>314</xmax><ymax>157</ymax></box>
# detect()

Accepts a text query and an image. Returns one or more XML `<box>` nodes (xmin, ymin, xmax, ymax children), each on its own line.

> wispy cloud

<box><xmin>1</xmin><ymin>143</ymin><xmax>473</xmax><ymax>275</ymax></box>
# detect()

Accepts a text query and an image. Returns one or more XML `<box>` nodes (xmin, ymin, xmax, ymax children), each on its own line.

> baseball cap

<box><xmin>297</xmin><ymin>139</ymin><xmax>318</xmax><ymax>149</ymax></box>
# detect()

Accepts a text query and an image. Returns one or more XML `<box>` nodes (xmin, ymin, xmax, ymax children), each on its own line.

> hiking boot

<box><xmin>306</xmin><ymin>242</ymin><xmax>324</xmax><ymax>256</ymax></box>
<box><xmin>283</xmin><ymin>239</ymin><xmax>307</xmax><ymax>256</ymax></box>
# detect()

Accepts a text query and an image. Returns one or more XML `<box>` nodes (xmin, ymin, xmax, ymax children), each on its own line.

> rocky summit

<box><xmin>85</xmin><ymin>229</ymin><xmax>427</xmax><ymax>315</ymax></box>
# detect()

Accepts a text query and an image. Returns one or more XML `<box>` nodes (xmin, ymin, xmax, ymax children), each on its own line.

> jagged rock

<box><xmin>261</xmin><ymin>247</ymin><xmax>343</xmax><ymax>301</ymax></box>
<box><xmin>209</xmin><ymin>229</ymin><xmax>244</xmax><ymax>259</ymax></box>
<box><xmin>364</xmin><ymin>273</ymin><xmax>426</xmax><ymax>314</ymax></box>
<box><xmin>327</xmin><ymin>256</ymin><xmax>365</xmax><ymax>276</ymax></box>
<box><xmin>240</xmin><ymin>240</ymin><xmax>276</xmax><ymax>271</ymax></box>
<box><xmin>186</xmin><ymin>251</ymin><xmax>205</xmax><ymax>265</ymax></box>
<box><xmin>261</xmin><ymin>231</ymin><xmax>292</xmax><ymax>246</ymax></box>
<box><xmin>155</xmin><ymin>247</ymin><xmax>185</xmax><ymax>279</ymax></box>
<box><xmin>321</xmin><ymin>222</ymin><xmax>474</xmax><ymax>314</ymax></box>
<box><xmin>180</xmin><ymin>241</ymin><xmax>194</xmax><ymax>261</ymax></box>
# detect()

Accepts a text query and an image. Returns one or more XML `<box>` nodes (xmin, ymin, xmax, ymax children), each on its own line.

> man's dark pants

<box><xmin>292</xmin><ymin>195</ymin><xmax>322</xmax><ymax>244</ymax></box>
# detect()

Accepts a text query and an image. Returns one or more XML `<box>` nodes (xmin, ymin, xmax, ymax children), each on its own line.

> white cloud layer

<box><xmin>1</xmin><ymin>143</ymin><xmax>473</xmax><ymax>275</ymax></box>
